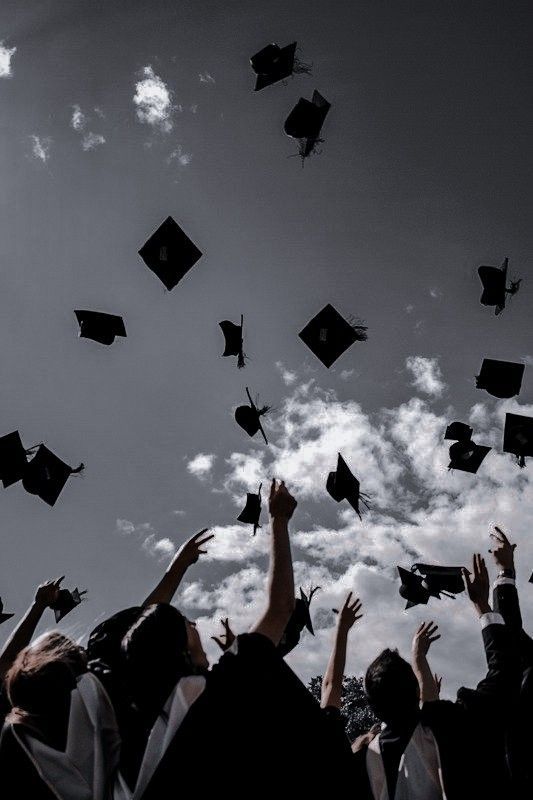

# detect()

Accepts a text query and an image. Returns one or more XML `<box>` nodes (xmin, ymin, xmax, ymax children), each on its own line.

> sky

<box><xmin>0</xmin><ymin>0</ymin><xmax>532</xmax><ymax>696</ymax></box>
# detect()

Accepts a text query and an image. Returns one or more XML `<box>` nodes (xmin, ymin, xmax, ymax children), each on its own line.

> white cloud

<box><xmin>339</xmin><ymin>369</ymin><xmax>354</xmax><ymax>381</ymax></box>
<box><xmin>405</xmin><ymin>356</ymin><xmax>445</xmax><ymax>397</ymax></box>
<box><xmin>115</xmin><ymin>519</ymin><xmax>175</xmax><ymax>563</ymax></box>
<box><xmin>190</xmin><ymin>104</ymin><xmax>198</xmax><ymax>114</ymax></box>
<box><xmin>429</xmin><ymin>287</ymin><xmax>441</xmax><ymax>299</ymax></box>
<box><xmin>82</xmin><ymin>132</ymin><xmax>105</xmax><ymax>151</ymax></box>
<box><xmin>133</xmin><ymin>65</ymin><xmax>174</xmax><ymax>132</ymax></box>
<box><xmin>405</xmin><ymin>304</ymin><xmax>414</xmax><ymax>314</ymax></box>
<box><xmin>0</xmin><ymin>42</ymin><xmax>16</xmax><ymax>78</ymax></box>
<box><xmin>198</xmin><ymin>71</ymin><xmax>215</xmax><ymax>84</ymax></box>
<box><xmin>94</xmin><ymin>106</ymin><xmax>105</xmax><ymax>118</ymax></box>
<box><xmin>71</xmin><ymin>104</ymin><xmax>86</xmax><ymax>131</ymax></box>
<box><xmin>275</xmin><ymin>361</ymin><xmax>297</xmax><ymax>386</ymax></box>
<box><xmin>187</xmin><ymin>453</ymin><xmax>216</xmax><ymax>479</ymax></box>
<box><xmin>167</xmin><ymin>145</ymin><xmax>192</xmax><ymax>166</ymax></box>
<box><xmin>29</xmin><ymin>135</ymin><xmax>51</xmax><ymax>163</ymax></box>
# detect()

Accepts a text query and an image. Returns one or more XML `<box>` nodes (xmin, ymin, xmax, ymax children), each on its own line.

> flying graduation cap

<box><xmin>478</xmin><ymin>258</ymin><xmax>521</xmax><ymax>315</ymax></box>
<box><xmin>476</xmin><ymin>359</ymin><xmax>524</xmax><ymax>399</ymax></box>
<box><xmin>74</xmin><ymin>310</ymin><xmax>126</xmax><ymax>346</ymax></box>
<box><xmin>138</xmin><ymin>216</ymin><xmax>202</xmax><ymax>291</ymax></box>
<box><xmin>503</xmin><ymin>413</ymin><xmax>533</xmax><ymax>468</ymax></box>
<box><xmin>0</xmin><ymin>430</ymin><xmax>29</xmax><ymax>488</ymax></box>
<box><xmin>50</xmin><ymin>587</ymin><xmax>87</xmax><ymax>623</ymax></box>
<box><xmin>22</xmin><ymin>445</ymin><xmax>84</xmax><ymax>506</ymax></box>
<box><xmin>237</xmin><ymin>482</ymin><xmax>262</xmax><ymax>535</ymax></box>
<box><xmin>445</xmin><ymin>421</ymin><xmax>491</xmax><ymax>474</ymax></box>
<box><xmin>234</xmin><ymin>387</ymin><xmax>270</xmax><ymax>445</ymax></box>
<box><xmin>219</xmin><ymin>315</ymin><xmax>246</xmax><ymax>368</ymax></box>
<box><xmin>250</xmin><ymin>42</ymin><xmax>310</xmax><ymax>91</ymax></box>
<box><xmin>0</xmin><ymin>598</ymin><xmax>14</xmax><ymax>625</ymax></box>
<box><xmin>278</xmin><ymin>586</ymin><xmax>320</xmax><ymax>657</ymax></box>
<box><xmin>326</xmin><ymin>453</ymin><xmax>370</xmax><ymax>518</ymax></box>
<box><xmin>398</xmin><ymin>564</ymin><xmax>466</xmax><ymax>609</ymax></box>
<box><xmin>284</xmin><ymin>90</ymin><xmax>331</xmax><ymax>160</ymax></box>
<box><xmin>299</xmin><ymin>304</ymin><xmax>367</xmax><ymax>368</ymax></box>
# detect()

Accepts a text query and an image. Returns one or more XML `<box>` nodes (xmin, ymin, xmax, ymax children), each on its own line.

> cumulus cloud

<box><xmin>29</xmin><ymin>135</ymin><xmax>51</xmax><ymax>163</ymax></box>
<box><xmin>133</xmin><ymin>66</ymin><xmax>174</xmax><ymax>132</ymax></box>
<box><xmin>70</xmin><ymin>105</ymin><xmax>105</xmax><ymax>151</ymax></box>
<box><xmin>187</xmin><ymin>453</ymin><xmax>216</xmax><ymax>479</ymax></box>
<box><xmin>199</xmin><ymin>71</ymin><xmax>215</xmax><ymax>84</ymax></box>
<box><xmin>275</xmin><ymin>361</ymin><xmax>297</xmax><ymax>386</ymax></box>
<box><xmin>82</xmin><ymin>132</ymin><xmax>106</xmax><ymax>151</ymax></box>
<box><xmin>167</xmin><ymin>145</ymin><xmax>192</xmax><ymax>166</ymax></box>
<box><xmin>116</xmin><ymin>518</ymin><xmax>175</xmax><ymax>563</ymax></box>
<box><xmin>71</xmin><ymin>104</ymin><xmax>86</xmax><ymax>131</ymax></box>
<box><xmin>406</xmin><ymin>356</ymin><xmax>445</xmax><ymax>397</ymax></box>
<box><xmin>339</xmin><ymin>369</ymin><xmax>354</xmax><ymax>381</ymax></box>
<box><xmin>0</xmin><ymin>42</ymin><xmax>16</xmax><ymax>78</ymax></box>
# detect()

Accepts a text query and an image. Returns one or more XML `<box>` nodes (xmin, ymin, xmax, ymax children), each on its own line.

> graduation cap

<box><xmin>237</xmin><ymin>483</ymin><xmax>262</xmax><ymax>535</ymax></box>
<box><xmin>478</xmin><ymin>258</ymin><xmax>521</xmax><ymax>315</ymax></box>
<box><xmin>476</xmin><ymin>359</ymin><xmax>524</xmax><ymax>399</ymax></box>
<box><xmin>278</xmin><ymin>586</ymin><xmax>320</xmax><ymax>657</ymax></box>
<box><xmin>0</xmin><ymin>598</ymin><xmax>14</xmax><ymax>625</ymax></box>
<box><xmin>22</xmin><ymin>445</ymin><xmax>84</xmax><ymax>506</ymax></box>
<box><xmin>503</xmin><ymin>413</ymin><xmax>533</xmax><ymax>468</ymax></box>
<box><xmin>219</xmin><ymin>315</ymin><xmax>246</xmax><ymax>368</ymax></box>
<box><xmin>299</xmin><ymin>304</ymin><xmax>367</xmax><ymax>368</ymax></box>
<box><xmin>326</xmin><ymin>453</ymin><xmax>370</xmax><ymax>519</ymax></box>
<box><xmin>50</xmin><ymin>587</ymin><xmax>87</xmax><ymax>623</ymax></box>
<box><xmin>445</xmin><ymin>422</ymin><xmax>490</xmax><ymax>473</ymax></box>
<box><xmin>0</xmin><ymin>430</ymin><xmax>29</xmax><ymax>488</ymax></box>
<box><xmin>138</xmin><ymin>216</ymin><xmax>202</xmax><ymax>291</ymax></box>
<box><xmin>444</xmin><ymin>421</ymin><xmax>472</xmax><ymax>441</ymax></box>
<box><xmin>398</xmin><ymin>564</ymin><xmax>466</xmax><ymax>609</ymax></box>
<box><xmin>74</xmin><ymin>310</ymin><xmax>126</xmax><ymax>346</ymax></box>
<box><xmin>250</xmin><ymin>42</ymin><xmax>311</xmax><ymax>91</ymax></box>
<box><xmin>284</xmin><ymin>90</ymin><xmax>331</xmax><ymax>160</ymax></box>
<box><xmin>235</xmin><ymin>387</ymin><xmax>270</xmax><ymax>445</ymax></box>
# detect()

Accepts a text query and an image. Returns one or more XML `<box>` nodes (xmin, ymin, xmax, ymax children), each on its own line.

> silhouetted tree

<box><xmin>308</xmin><ymin>674</ymin><xmax>378</xmax><ymax>739</ymax></box>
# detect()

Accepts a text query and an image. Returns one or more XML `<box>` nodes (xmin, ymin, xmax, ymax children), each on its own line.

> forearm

<box><xmin>267</xmin><ymin>517</ymin><xmax>294</xmax><ymax>615</ymax></box>
<box><xmin>142</xmin><ymin>559</ymin><xmax>188</xmax><ymax>606</ymax></box>
<box><xmin>0</xmin><ymin>602</ymin><xmax>44</xmax><ymax>678</ymax></box>
<box><xmin>321</xmin><ymin>627</ymin><xmax>348</xmax><ymax>709</ymax></box>
<box><xmin>413</xmin><ymin>655</ymin><xmax>439</xmax><ymax>703</ymax></box>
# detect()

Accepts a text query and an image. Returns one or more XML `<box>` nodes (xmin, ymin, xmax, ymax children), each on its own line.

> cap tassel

<box><xmin>293</xmin><ymin>55</ymin><xmax>312</xmax><ymax>76</ymax></box>
<box><xmin>347</xmin><ymin>315</ymin><xmax>368</xmax><ymax>342</ymax></box>
<box><xmin>517</xmin><ymin>454</ymin><xmax>526</xmax><ymax>469</ymax></box>
<box><xmin>70</xmin><ymin>463</ymin><xmax>85</xmax><ymax>475</ymax></box>
<box><xmin>237</xmin><ymin>350</ymin><xmax>246</xmax><ymax>369</ymax></box>
<box><xmin>507</xmin><ymin>278</ymin><xmax>522</xmax><ymax>297</ymax></box>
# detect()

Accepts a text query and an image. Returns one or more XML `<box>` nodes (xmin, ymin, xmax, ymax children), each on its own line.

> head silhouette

<box><xmin>365</xmin><ymin>648</ymin><xmax>420</xmax><ymax>725</ymax></box>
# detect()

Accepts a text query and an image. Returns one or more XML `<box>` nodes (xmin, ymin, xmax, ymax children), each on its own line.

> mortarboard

<box><xmin>444</xmin><ymin>421</ymin><xmax>472</xmax><ymax>442</ymax></box>
<box><xmin>278</xmin><ymin>586</ymin><xmax>320</xmax><ymax>657</ymax></box>
<box><xmin>399</xmin><ymin>564</ymin><xmax>466</xmax><ymax>609</ymax></box>
<box><xmin>74</xmin><ymin>310</ymin><xmax>126</xmax><ymax>346</ymax></box>
<box><xmin>476</xmin><ymin>359</ymin><xmax>524</xmax><ymax>399</ymax></box>
<box><xmin>219</xmin><ymin>315</ymin><xmax>246</xmax><ymax>368</ymax></box>
<box><xmin>284</xmin><ymin>90</ymin><xmax>331</xmax><ymax>159</ymax></box>
<box><xmin>398</xmin><ymin>567</ymin><xmax>430</xmax><ymax>609</ymax></box>
<box><xmin>0</xmin><ymin>430</ymin><xmax>29</xmax><ymax>488</ymax></box>
<box><xmin>235</xmin><ymin>387</ymin><xmax>270</xmax><ymax>445</ymax></box>
<box><xmin>250</xmin><ymin>42</ymin><xmax>306</xmax><ymax>91</ymax></box>
<box><xmin>237</xmin><ymin>483</ymin><xmax>262</xmax><ymax>535</ymax></box>
<box><xmin>326</xmin><ymin>453</ymin><xmax>370</xmax><ymax>518</ymax></box>
<box><xmin>50</xmin><ymin>587</ymin><xmax>87</xmax><ymax>623</ymax></box>
<box><xmin>299</xmin><ymin>304</ymin><xmax>367</xmax><ymax>368</ymax></box>
<box><xmin>22</xmin><ymin>445</ymin><xmax>84</xmax><ymax>506</ymax></box>
<box><xmin>138</xmin><ymin>216</ymin><xmax>202</xmax><ymax>291</ymax></box>
<box><xmin>0</xmin><ymin>598</ymin><xmax>14</xmax><ymax>625</ymax></box>
<box><xmin>448</xmin><ymin>440</ymin><xmax>491</xmax><ymax>474</ymax></box>
<box><xmin>503</xmin><ymin>413</ymin><xmax>533</xmax><ymax>468</ymax></box>
<box><xmin>529</xmin><ymin>572</ymin><xmax>533</xmax><ymax>584</ymax></box>
<box><xmin>478</xmin><ymin>258</ymin><xmax>521</xmax><ymax>316</ymax></box>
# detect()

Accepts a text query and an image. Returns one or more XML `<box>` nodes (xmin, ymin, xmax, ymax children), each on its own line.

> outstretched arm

<box><xmin>142</xmin><ymin>529</ymin><xmax>213</xmax><ymax>606</ymax></box>
<box><xmin>412</xmin><ymin>621</ymin><xmax>441</xmax><ymax>703</ymax></box>
<box><xmin>321</xmin><ymin>593</ymin><xmax>363</xmax><ymax>709</ymax></box>
<box><xmin>0</xmin><ymin>578</ymin><xmax>63</xmax><ymax>680</ymax></box>
<box><xmin>250</xmin><ymin>480</ymin><xmax>297</xmax><ymax>645</ymax></box>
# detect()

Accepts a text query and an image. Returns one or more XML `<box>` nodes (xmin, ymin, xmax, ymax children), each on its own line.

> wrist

<box><xmin>473</xmin><ymin>601</ymin><xmax>492</xmax><ymax>617</ymax></box>
<box><xmin>497</xmin><ymin>567</ymin><xmax>515</xmax><ymax>579</ymax></box>
<box><xmin>32</xmin><ymin>599</ymin><xmax>46</xmax><ymax>612</ymax></box>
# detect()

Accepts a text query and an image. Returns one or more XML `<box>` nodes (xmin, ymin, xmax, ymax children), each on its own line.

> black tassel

<box><xmin>237</xmin><ymin>350</ymin><xmax>246</xmax><ymax>369</ymax></box>
<box><xmin>507</xmin><ymin>279</ymin><xmax>522</xmax><ymax>296</ymax></box>
<box><xmin>71</xmin><ymin>463</ymin><xmax>85</xmax><ymax>475</ymax></box>
<box><xmin>518</xmin><ymin>454</ymin><xmax>526</xmax><ymax>469</ymax></box>
<box><xmin>293</xmin><ymin>56</ymin><xmax>312</xmax><ymax>76</ymax></box>
<box><xmin>257</xmin><ymin>404</ymin><xmax>271</xmax><ymax>417</ymax></box>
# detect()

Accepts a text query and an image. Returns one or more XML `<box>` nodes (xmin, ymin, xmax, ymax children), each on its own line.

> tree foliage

<box><xmin>308</xmin><ymin>674</ymin><xmax>378</xmax><ymax>740</ymax></box>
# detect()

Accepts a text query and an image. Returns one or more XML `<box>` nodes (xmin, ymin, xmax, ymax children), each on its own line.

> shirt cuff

<box><xmin>493</xmin><ymin>577</ymin><xmax>516</xmax><ymax>588</ymax></box>
<box><xmin>480</xmin><ymin>611</ymin><xmax>504</xmax><ymax>629</ymax></box>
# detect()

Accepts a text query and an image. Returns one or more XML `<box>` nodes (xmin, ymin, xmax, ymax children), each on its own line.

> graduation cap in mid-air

<box><xmin>22</xmin><ymin>445</ymin><xmax>84</xmax><ymax>506</ymax></box>
<box><xmin>278</xmin><ymin>586</ymin><xmax>321</xmax><ymax>657</ymax></box>
<box><xmin>250</xmin><ymin>42</ymin><xmax>310</xmax><ymax>91</ymax></box>
<box><xmin>299</xmin><ymin>304</ymin><xmax>367</xmax><ymax>368</ymax></box>
<box><xmin>74</xmin><ymin>310</ymin><xmax>127</xmax><ymax>346</ymax></box>
<box><xmin>0</xmin><ymin>598</ymin><xmax>14</xmax><ymax>625</ymax></box>
<box><xmin>219</xmin><ymin>315</ymin><xmax>246</xmax><ymax>368</ymax></box>
<box><xmin>284</xmin><ymin>90</ymin><xmax>331</xmax><ymax>160</ymax></box>
<box><xmin>0</xmin><ymin>430</ymin><xmax>29</xmax><ymax>488</ymax></box>
<box><xmin>445</xmin><ymin>422</ymin><xmax>491</xmax><ymax>474</ymax></box>
<box><xmin>476</xmin><ymin>359</ymin><xmax>524</xmax><ymax>399</ymax></box>
<box><xmin>50</xmin><ymin>587</ymin><xmax>87</xmax><ymax>623</ymax></box>
<box><xmin>237</xmin><ymin>483</ymin><xmax>262</xmax><ymax>535</ymax></box>
<box><xmin>326</xmin><ymin>453</ymin><xmax>370</xmax><ymax>518</ymax></box>
<box><xmin>235</xmin><ymin>387</ymin><xmax>270</xmax><ymax>445</ymax></box>
<box><xmin>478</xmin><ymin>258</ymin><xmax>521</xmax><ymax>315</ymax></box>
<box><xmin>398</xmin><ymin>564</ymin><xmax>466</xmax><ymax>609</ymax></box>
<box><xmin>138</xmin><ymin>216</ymin><xmax>202</xmax><ymax>291</ymax></box>
<box><xmin>503</xmin><ymin>413</ymin><xmax>533</xmax><ymax>468</ymax></box>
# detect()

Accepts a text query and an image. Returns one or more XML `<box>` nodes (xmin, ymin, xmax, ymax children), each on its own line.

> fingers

<box><xmin>269</xmin><ymin>478</ymin><xmax>276</xmax><ymax>500</ymax></box>
<box><xmin>54</xmin><ymin>576</ymin><xmax>65</xmax><ymax>587</ymax></box>
<box><xmin>343</xmin><ymin>591</ymin><xmax>353</xmax><ymax>609</ymax></box>
<box><xmin>196</xmin><ymin>533</ymin><xmax>214</xmax><ymax>546</ymax></box>
<box><xmin>192</xmin><ymin>528</ymin><xmax>209</xmax><ymax>540</ymax></box>
<box><xmin>211</xmin><ymin>636</ymin><xmax>226</xmax><ymax>652</ymax></box>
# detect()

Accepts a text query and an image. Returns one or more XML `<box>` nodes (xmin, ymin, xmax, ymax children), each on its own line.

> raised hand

<box><xmin>463</xmin><ymin>554</ymin><xmax>491</xmax><ymax>616</ymax></box>
<box><xmin>34</xmin><ymin>577</ymin><xmax>64</xmax><ymax>609</ymax></box>
<box><xmin>268</xmin><ymin>479</ymin><xmax>297</xmax><ymax>520</ymax></box>
<box><xmin>175</xmin><ymin>529</ymin><xmax>214</xmax><ymax>567</ymax></box>
<box><xmin>412</xmin><ymin>621</ymin><xmax>441</xmax><ymax>659</ymax></box>
<box><xmin>351</xmin><ymin>723</ymin><xmax>381</xmax><ymax>753</ymax></box>
<box><xmin>211</xmin><ymin>617</ymin><xmax>236</xmax><ymax>652</ymax></box>
<box><xmin>337</xmin><ymin>592</ymin><xmax>363</xmax><ymax>632</ymax></box>
<box><xmin>434</xmin><ymin>673</ymin><xmax>442</xmax><ymax>698</ymax></box>
<box><xmin>489</xmin><ymin>526</ymin><xmax>516</xmax><ymax>572</ymax></box>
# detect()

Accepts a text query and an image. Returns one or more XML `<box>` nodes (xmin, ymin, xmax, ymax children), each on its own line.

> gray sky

<box><xmin>1</xmin><ymin>0</ymin><xmax>532</xmax><ymax>693</ymax></box>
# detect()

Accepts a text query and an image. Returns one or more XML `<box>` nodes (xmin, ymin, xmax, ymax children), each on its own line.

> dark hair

<box><xmin>365</xmin><ymin>648</ymin><xmax>419</xmax><ymax>723</ymax></box>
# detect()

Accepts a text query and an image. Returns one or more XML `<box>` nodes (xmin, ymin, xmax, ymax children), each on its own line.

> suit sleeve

<box><xmin>493</xmin><ymin>578</ymin><xmax>533</xmax><ymax>669</ymax></box>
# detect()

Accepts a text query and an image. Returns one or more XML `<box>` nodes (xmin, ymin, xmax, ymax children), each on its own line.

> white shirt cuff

<box><xmin>493</xmin><ymin>577</ymin><xmax>516</xmax><ymax>588</ymax></box>
<box><xmin>480</xmin><ymin>611</ymin><xmax>504</xmax><ymax>629</ymax></box>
